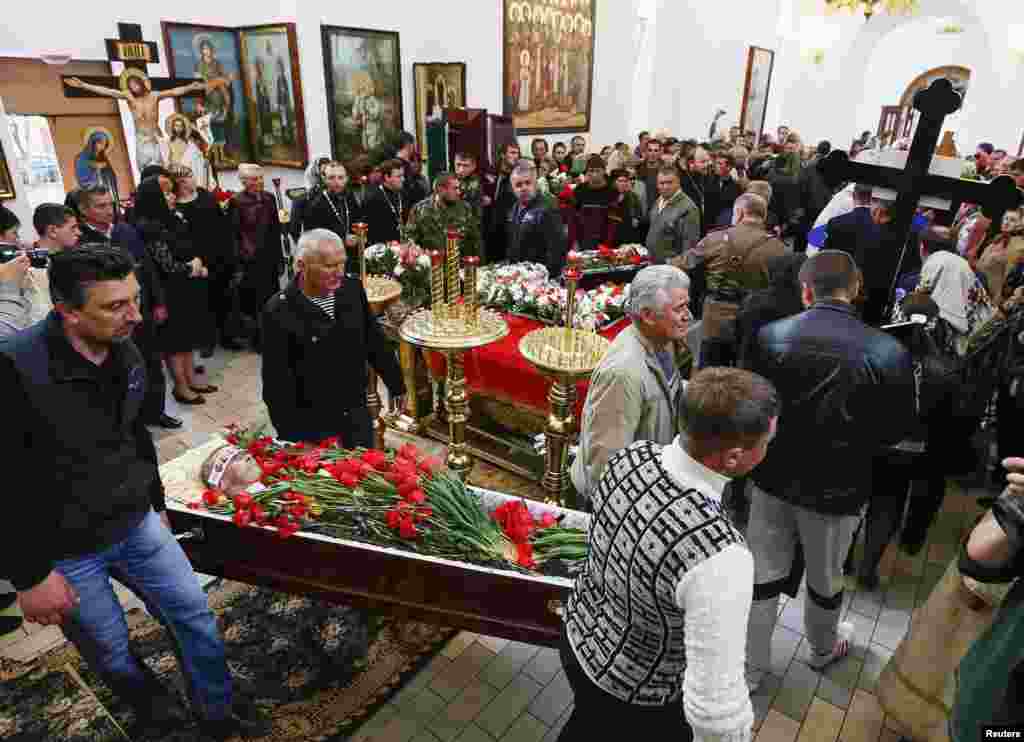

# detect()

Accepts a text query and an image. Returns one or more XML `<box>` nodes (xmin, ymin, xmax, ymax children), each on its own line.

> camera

<box><xmin>0</xmin><ymin>243</ymin><xmax>50</xmax><ymax>269</ymax></box>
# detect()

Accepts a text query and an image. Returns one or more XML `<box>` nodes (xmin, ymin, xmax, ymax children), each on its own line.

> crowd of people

<box><xmin>0</xmin><ymin>118</ymin><xmax>1022</xmax><ymax>742</ymax></box>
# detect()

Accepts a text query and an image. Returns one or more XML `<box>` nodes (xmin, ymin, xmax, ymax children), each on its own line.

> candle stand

<box><xmin>353</xmin><ymin>223</ymin><xmax>402</xmax><ymax>449</ymax></box>
<box><xmin>400</xmin><ymin>230</ymin><xmax>508</xmax><ymax>481</ymax></box>
<box><xmin>518</xmin><ymin>262</ymin><xmax>610</xmax><ymax>505</ymax></box>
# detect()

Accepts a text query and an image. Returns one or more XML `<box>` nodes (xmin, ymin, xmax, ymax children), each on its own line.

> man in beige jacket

<box><xmin>571</xmin><ymin>265</ymin><xmax>692</xmax><ymax>501</ymax></box>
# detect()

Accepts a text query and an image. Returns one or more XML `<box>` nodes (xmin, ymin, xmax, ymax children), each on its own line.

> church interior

<box><xmin>1</xmin><ymin>1</ymin><xmax>1024</xmax><ymax>741</ymax></box>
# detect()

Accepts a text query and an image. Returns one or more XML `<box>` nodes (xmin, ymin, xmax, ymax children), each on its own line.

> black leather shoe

<box><xmin>146</xmin><ymin>413</ymin><xmax>184</xmax><ymax>429</ymax></box>
<box><xmin>200</xmin><ymin>346</ymin><xmax>215</xmax><ymax>359</ymax></box>
<box><xmin>200</xmin><ymin>698</ymin><xmax>273</xmax><ymax>740</ymax></box>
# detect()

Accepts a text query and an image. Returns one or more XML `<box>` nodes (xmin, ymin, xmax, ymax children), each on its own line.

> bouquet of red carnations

<box><xmin>196</xmin><ymin>426</ymin><xmax>588</xmax><ymax>573</ymax></box>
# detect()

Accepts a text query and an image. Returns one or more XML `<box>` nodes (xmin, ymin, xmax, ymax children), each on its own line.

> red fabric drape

<box><xmin>425</xmin><ymin>313</ymin><xmax>630</xmax><ymax>418</ymax></box>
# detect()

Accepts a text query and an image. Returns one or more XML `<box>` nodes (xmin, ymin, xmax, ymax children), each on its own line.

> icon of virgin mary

<box><xmin>75</xmin><ymin>127</ymin><xmax>120</xmax><ymax>208</ymax></box>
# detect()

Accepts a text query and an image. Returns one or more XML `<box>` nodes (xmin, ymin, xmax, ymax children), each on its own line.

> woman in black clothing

<box><xmin>172</xmin><ymin>165</ymin><xmax>240</xmax><ymax>352</ymax></box>
<box><xmin>133</xmin><ymin>175</ymin><xmax>214</xmax><ymax>405</ymax></box>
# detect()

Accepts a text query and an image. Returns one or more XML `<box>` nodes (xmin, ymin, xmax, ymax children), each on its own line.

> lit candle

<box><xmin>446</xmin><ymin>229</ymin><xmax>462</xmax><ymax>309</ymax></box>
<box><xmin>353</xmin><ymin>222</ymin><xmax>368</xmax><ymax>283</ymax></box>
<box><xmin>563</xmin><ymin>265</ymin><xmax>581</xmax><ymax>353</ymax></box>
<box><xmin>464</xmin><ymin>256</ymin><xmax>479</xmax><ymax>327</ymax></box>
<box><xmin>430</xmin><ymin>250</ymin><xmax>445</xmax><ymax>319</ymax></box>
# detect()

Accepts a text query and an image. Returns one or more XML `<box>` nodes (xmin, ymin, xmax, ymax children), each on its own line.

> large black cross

<box><xmin>820</xmin><ymin>78</ymin><xmax>1022</xmax><ymax>300</ymax></box>
<box><xmin>60</xmin><ymin>23</ymin><xmax>203</xmax><ymax>99</ymax></box>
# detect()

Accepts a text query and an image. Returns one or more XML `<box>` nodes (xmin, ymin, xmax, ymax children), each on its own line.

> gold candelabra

<box><xmin>400</xmin><ymin>230</ymin><xmax>508</xmax><ymax>481</ymax></box>
<box><xmin>352</xmin><ymin>222</ymin><xmax>402</xmax><ymax>449</ymax></box>
<box><xmin>519</xmin><ymin>259</ymin><xmax>611</xmax><ymax>505</ymax></box>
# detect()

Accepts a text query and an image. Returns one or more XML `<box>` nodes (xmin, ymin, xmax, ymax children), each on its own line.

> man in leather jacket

<box><xmin>505</xmin><ymin>161</ymin><xmax>566</xmax><ymax>276</ymax></box>
<box><xmin>742</xmin><ymin>250</ymin><xmax>916</xmax><ymax>692</ymax></box>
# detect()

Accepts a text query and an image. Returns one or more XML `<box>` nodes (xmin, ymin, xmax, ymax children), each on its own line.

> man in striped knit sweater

<box><xmin>559</xmin><ymin>367</ymin><xmax>779</xmax><ymax>741</ymax></box>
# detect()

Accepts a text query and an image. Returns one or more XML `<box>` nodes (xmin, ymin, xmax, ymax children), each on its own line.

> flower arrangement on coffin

<box><xmin>475</xmin><ymin>263</ymin><xmax>630</xmax><ymax>330</ymax></box>
<box><xmin>571</xmin><ymin>244</ymin><xmax>650</xmax><ymax>272</ymax></box>
<box><xmin>365</xmin><ymin>241</ymin><xmax>432</xmax><ymax>306</ymax></box>
<box><xmin>204</xmin><ymin>426</ymin><xmax>588</xmax><ymax>573</ymax></box>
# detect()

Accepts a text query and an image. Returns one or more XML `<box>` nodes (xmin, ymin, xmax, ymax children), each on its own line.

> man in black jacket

<box><xmin>505</xmin><ymin>161</ymin><xmax>567</xmax><ymax>276</ymax></box>
<box><xmin>363</xmin><ymin>158</ymin><xmax>406</xmax><ymax>247</ymax></box>
<box><xmin>261</xmin><ymin>228</ymin><xmax>405</xmax><ymax>445</ymax></box>
<box><xmin>0</xmin><ymin>248</ymin><xmax>268</xmax><ymax>740</ymax></box>
<box><xmin>742</xmin><ymin>250</ymin><xmax>916</xmax><ymax>692</ymax></box>
<box><xmin>76</xmin><ymin>184</ymin><xmax>181</xmax><ymax>429</ymax></box>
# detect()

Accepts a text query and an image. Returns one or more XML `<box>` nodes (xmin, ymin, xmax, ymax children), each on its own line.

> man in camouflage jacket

<box><xmin>684</xmin><ymin>192</ymin><xmax>786</xmax><ymax>367</ymax></box>
<box><xmin>406</xmin><ymin>171</ymin><xmax>482</xmax><ymax>258</ymax></box>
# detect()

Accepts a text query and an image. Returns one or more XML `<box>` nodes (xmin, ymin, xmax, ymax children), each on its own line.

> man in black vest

<box><xmin>0</xmin><ymin>247</ymin><xmax>270</xmax><ymax>740</ymax></box>
<box><xmin>363</xmin><ymin>159</ymin><xmax>406</xmax><ymax>247</ymax></box>
<box><xmin>262</xmin><ymin>229</ymin><xmax>405</xmax><ymax>445</ymax></box>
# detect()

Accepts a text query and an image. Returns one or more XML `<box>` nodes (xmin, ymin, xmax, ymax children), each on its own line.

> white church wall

<box><xmin>0</xmin><ymin>0</ymin><xmax>645</xmax><ymax>197</ymax></box>
<box><xmin>773</xmin><ymin>0</ymin><xmax>1024</xmax><ymax>155</ymax></box>
<box><xmin>645</xmin><ymin>0</ymin><xmax>784</xmax><ymax>142</ymax></box>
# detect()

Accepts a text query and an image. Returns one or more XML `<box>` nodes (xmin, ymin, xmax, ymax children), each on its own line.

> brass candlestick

<box><xmin>400</xmin><ymin>238</ymin><xmax>508</xmax><ymax>482</ymax></box>
<box><xmin>353</xmin><ymin>221</ymin><xmax>401</xmax><ymax>449</ymax></box>
<box><xmin>519</xmin><ymin>260</ymin><xmax>611</xmax><ymax>505</ymax></box>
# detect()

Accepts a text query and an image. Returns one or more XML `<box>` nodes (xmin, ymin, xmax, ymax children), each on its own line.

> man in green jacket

<box><xmin>645</xmin><ymin>167</ymin><xmax>700</xmax><ymax>266</ymax></box>
<box><xmin>406</xmin><ymin>172</ymin><xmax>482</xmax><ymax>258</ymax></box>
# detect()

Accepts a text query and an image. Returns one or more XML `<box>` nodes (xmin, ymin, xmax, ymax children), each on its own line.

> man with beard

<box><xmin>65</xmin><ymin>71</ymin><xmax>207</xmax><ymax>170</ymax></box>
<box><xmin>407</xmin><ymin>172</ymin><xmax>481</xmax><ymax>258</ymax></box>
<box><xmin>681</xmin><ymin>146</ymin><xmax>722</xmax><ymax>237</ymax></box>
<box><xmin>302</xmin><ymin>161</ymin><xmax>361</xmax><ymax>273</ymax></box>
<box><xmin>364</xmin><ymin>159</ymin><xmax>406</xmax><ymax>247</ymax></box>
<box><xmin>227</xmin><ymin>163</ymin><xmax>283</xmax><ymax>351</ymax></box>
<box><xmin>262</xmin><ymin>230</ymin><xmax>404</xmax><ymax>445</ymax></box>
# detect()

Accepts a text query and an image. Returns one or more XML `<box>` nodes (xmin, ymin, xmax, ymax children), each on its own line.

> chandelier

<box><xmin>825</xmin><ymin>0</ymin><xmax>918</xmax><ymax>20</ymax></box>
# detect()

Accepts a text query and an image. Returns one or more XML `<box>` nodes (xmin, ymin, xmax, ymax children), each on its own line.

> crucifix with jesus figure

<box><xmin>820</xmin><ymin>78</ymin><xmax>1023</xmax><ymax>316</ymax></box>
<box><xmin>61</xmin><ymin>23</ymin><xmax>210</xmax><ymax>170</ymax></box>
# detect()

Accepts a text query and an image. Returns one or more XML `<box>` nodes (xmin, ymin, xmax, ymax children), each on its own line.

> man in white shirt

<box><xmin>560</xmin><ymin>367</ymin><xmax>779</xmax><ymax>742</ymax></box>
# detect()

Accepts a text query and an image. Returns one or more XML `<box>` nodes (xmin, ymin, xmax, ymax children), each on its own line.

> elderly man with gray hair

<box><xmin>571</xmin><ymin>265</ymin><xmax>692</xmax><ymax>501</ymax></box>
<box><xmin>261</xmin><ymin>228</ymin><xmax>404</xmax><ymax>445</ymax></box>
<box><xmin>506</xmin><ymin>160</ymin><xmax>567</xmax><ymax>274</ymax></box>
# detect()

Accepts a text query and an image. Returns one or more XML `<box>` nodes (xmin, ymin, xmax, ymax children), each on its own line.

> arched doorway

<box><xmin>876</xmin><ymin>65</ymin><xmax>972</xmax><ymax>147</ymax></box>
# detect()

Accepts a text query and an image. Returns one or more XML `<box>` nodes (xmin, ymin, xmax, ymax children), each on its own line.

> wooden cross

<box><xmin>820</xmin><ymin>78</ymin><xmax>1022</xmax><ymax>300</ymax></box>
<box><xmin>60</xmin><ymin>23</ymin><xmax>208</xmax><ymax>171</ymax></box>
<box><xmin>61</xmin><ymin>23</ymin><xmax>204</xmax><ymax>99</ymax></box>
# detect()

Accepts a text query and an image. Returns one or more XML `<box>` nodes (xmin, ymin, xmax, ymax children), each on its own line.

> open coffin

<box><xmin>162</xmin><ymin>438</ymin><xmax>588</xmax><ymax>647</ymax></box>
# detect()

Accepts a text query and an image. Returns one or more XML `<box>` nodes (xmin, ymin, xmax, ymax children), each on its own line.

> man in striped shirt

<box><xmin>261</xmin><ymin>229</ymin><xmax>405</xmax><ymax>445</ymax></box>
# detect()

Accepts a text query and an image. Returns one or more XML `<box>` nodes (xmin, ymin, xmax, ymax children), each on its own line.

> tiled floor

<box><xmin>0</xmin><ymin>345</ymin><xmax>991</xmax><ymax>742</ymax></box>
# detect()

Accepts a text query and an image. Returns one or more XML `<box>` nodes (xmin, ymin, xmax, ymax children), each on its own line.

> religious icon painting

<box><xmin>75</xmin><ymin>126</ymin><xmax>122</xmax><ymax>207</ymax></box>
<box><xmin>413</xmin><ymin>62</ymin><xmax>466</xmax><ymax>176</ymax></box>
<box><xmin>321</xmin><ymin>25</ymin><xmax>403</xmax><ymax>165</ymax></box>
<box><xmin>0</xmin><ymin>140</ymin><xmax>14</xmax><ymax>201</ymax></box>
<box><xmin>739</xmin><ymin>46</ymin><xmax>775</xmax><ymax>145</ymax></box>
<box><xmin>502</xmin><ymin>0</ymin><xmax>596</xmax><ymax>135</ymax></box>
<box><xmin>162</xmin><ymin>22</ymin><xmax>254</xmax><ymax>170</ymax></box>
<box><xmin>238</xmin><ymin>24</ymin><xmax>309</xmax><ymax>169</ymax></box>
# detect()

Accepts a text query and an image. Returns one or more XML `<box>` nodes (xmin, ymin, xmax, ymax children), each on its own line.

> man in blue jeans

<box><xmin>0</xmin><ymin>247</ymin><xmax>270</xmax><ymax>740</ymax></box>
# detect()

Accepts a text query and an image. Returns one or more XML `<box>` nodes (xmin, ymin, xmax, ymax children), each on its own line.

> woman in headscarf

<box><xmin>134</xmin><ymin>175</ymin><xmax>214</xmax><ymax>405</ymax></box>
<box><xmin>889</xmin><ymin>229</ymin><xmax>996</xmax><ymax>553</ymax></box>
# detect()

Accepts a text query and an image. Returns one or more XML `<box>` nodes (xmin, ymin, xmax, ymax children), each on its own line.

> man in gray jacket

<box><xmin>571</xmin><ymin>265</ymin><xmax>692</xmax><ymax>501</ymax></box>
<box><xmin>646</xmin><ymin>167</ymin><xmax>701</xmax><ymax>266</ymax></box>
